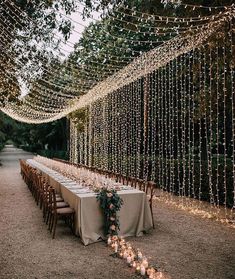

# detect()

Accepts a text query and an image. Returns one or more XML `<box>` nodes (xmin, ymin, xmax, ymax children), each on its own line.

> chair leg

<box><xmin>37</xmin><ymin>189</ymin><xmax>40</xmax><ymax>205</ymax></box>
<box><xmin>48</xmin><ymin>210</ymin><xmax>53</xmax><ymax>229</ymax></box>
<box><xmin>39</xmin><ymin>195</ymin><xmax>43</xmax><ymax>210</ymax></box>
<box><xmin>52</xmin><ymin>216</ymin><xmax>57</xmax><ymax>239</ymax></box>
<box><xmin>150</xmin><ymin>202</ymin><xmax>155</xmax><ymax>229</ymax></box>
<box><xmin>43</xmin><ymin>203</ymin><xmax>47</xmax><ymax>221</ymax></box>
<box><xmin>71</xmin><ymin>213</ymin><xmax>75</xmax><ymax>234</ymax></box>
<box><xmin>48</xmin><ymin>214</ymin><xmax>55</xmax><ymax>233</ymax></box>
<box><xmin>46</xmin><ymin>209</ymin><xmax>51</xmax><ymax>225</ymax></box>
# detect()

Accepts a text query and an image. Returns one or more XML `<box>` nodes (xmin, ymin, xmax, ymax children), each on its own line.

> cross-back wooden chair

<box><xmin>48</xmin><ymin>186</ymin><xmax>75</xmax><ymax>239</ymax></box>
<box><xmin>41</xmin><ymin>182</ymin><xmax>65</xmax><ymax>223</ymax></box>
<box><xmin>133</xmin><ymin>179</ymin><xmax>156</xmax><ymax>229</ymax></box>
<box><xmin>144</xmin><ymin>181</ymin><xmax>156</xmax><ymax>229</ymax></box>
<box><xmin>129</xmin><ymin>177</ymin><xmax>137</xmax><ymax>188</ymax></box>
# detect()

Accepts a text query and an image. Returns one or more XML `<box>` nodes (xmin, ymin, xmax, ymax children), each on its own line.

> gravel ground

<box><xmin>0</xmin><ymin>145</ymin><xmax>235</xmax><ymax>279</ymax></box>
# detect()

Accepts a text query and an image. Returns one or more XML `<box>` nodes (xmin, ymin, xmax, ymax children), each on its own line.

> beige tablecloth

<box><xmin>27</xmin><ymin>159</ymin><xmax>153</xmax><ymax>245</ymax></box>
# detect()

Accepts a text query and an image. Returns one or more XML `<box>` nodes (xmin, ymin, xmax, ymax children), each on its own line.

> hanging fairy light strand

<box><xmin>230</xmin><ymin>20</ymin><xmax>235</xmax><ymax>218</ymax></box>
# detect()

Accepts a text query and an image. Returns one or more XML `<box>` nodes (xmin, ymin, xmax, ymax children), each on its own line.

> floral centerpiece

<box><xmin>96</xmin><ymin>187</ymin><xmax>123</xmax><ymax>236</ymax></box>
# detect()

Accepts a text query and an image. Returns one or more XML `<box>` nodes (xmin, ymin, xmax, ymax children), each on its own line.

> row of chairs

<box><xmin>53</xmin><ymin>158</ymin><xmax>156</xmax><ymax>228</ymax></box>
<box><xmin>19</xmin><ymin>159</ymin><xmax>75</xmax><ymax>238</ymax></box>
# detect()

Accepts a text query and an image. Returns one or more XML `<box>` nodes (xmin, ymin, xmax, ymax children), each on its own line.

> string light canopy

<box><xmin>0</xmin><ymin>1</ymin><xmax>234</xmax><ymax>123</ymax></box>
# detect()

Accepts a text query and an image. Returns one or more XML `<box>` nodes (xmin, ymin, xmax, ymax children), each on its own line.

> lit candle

<box><xmin>136</xmin><ymin>264</ymin><xmax>141</xmax><ymax>273</ymax></box>
<box><xmin>142</xmin><ymin>258</ymin><xmax>148</xmax><ymax>268</ymax></box>
<box><xmin>114</xmin><ymin>242</ymin><xmax>118</xmax><ymax>253</ymax></box>
<box><xmin>131</xmin><ymin>254</ymin><xmax>135</xmax><ymax>261</ymax></box>
<box><xmin>123</xmin><ymin>250</ymin><xmax>128</xmax><ymax>259</ymax></box>
<box><xmin>147</xmin><ymin>268</ymin><xmax>152</xmax><ymax>276</ymax></box>
<box><xmin>140</xmin><ymin>265</ymin><xmax>146</xmax><ymax>276</ymax></box>
<box><xmin>127</xmin><ymin>255</ymin><xmax>132</xmax><ymax>264</ymax></box>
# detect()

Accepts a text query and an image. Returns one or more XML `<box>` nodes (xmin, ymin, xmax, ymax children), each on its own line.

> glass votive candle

<box><xmin>107</xmin><ymin>237</ymin><xmax>112</xmax><ymax>245</ymax></box>
<box><xmin>127</xmin><ymin>255</ymin><xmax>132</xmax><ymax>264</ymax></box>
<box><xmin>114</xmin><ymin>242</ymin><xmax>118</xmax><ymax>253</ymax></box>
<box><xmin>123</xmin><ymin>250</ymin><xmax>128</xmax><ymax>259</ymax></box>
<box><xmin>147</xmin><ymin>268</ymin><xmax>152</xmax><ymax>276</ymax></box>
<box><xmin>136</xmin><ymin>263</ymin><xmax>141</xmax><ymax>273</ymax></box>
<box><xmin>142</xmin><ymin>257</ymin><xmax>149</xmax><ymax>268</ymax></box>
<box><xmin>140</xmin><ymin>265</ymin><xmax>146</xmax><ymax>276</ymax></box>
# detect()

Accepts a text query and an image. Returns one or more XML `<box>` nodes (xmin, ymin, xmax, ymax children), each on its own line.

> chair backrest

<box><xmin>48</xmin><ymin>186</ymin><xmax>57</xmax><ymax>213</ymax></box>
<box><xmin>42</xmin><ymin>182</ymin><xmax>50</xmax><ymax>202</ymax></box>
<box><xmin>116</xmin><ymin>173</ymin><xmax>122</xmax><ymax>183</ymax></box>
<box><xmin>129</xmin><ymin>177</ymin><xmax>137</xmax><ymax>188</ymax></box>
<box><xmin>19</xmin><ymin>159</ymin><xmax>27</xmax><ymax>176</ymax></box>
<box><xmin>136</xmin><ymin>179</ymin><xmax>145</xmax><ymax>191</ymax></box>
<box><xmin>121</xmin><ymin>175</ymin><xmax>128</xmax><ymax>185</ymax></box>
<box><xmin>110</xmin><ymin>172</ymin><xmax>116</xmax><ymax>180</ymax></box>
<box><xmin>133</xmin><ymin>179</ymin><xmax>156</xmax><ymax>198</ymax></box>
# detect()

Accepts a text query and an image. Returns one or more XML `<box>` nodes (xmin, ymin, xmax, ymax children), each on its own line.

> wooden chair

<box><xmin>116</xmin><ymin>173</ymin><xmax>122</xmax><ymax>183</ymax></box>
<box><xmin>48</xmin><ymin>187</ymin><xmax>75</xmax><ymax>239</ymax></box>
<box><xmin>129</xmin><ymin>177</ymin><xmax>137</xmax><ymax>188</ymax></box>
<box><xmin>144</xmin><ymin>181</ymin><xmax>156</xmax><ymax>229</ymax></box>
<box><xmin>28</xmin><ymin>166</ymin><xmax>37</xmax><ymax>195</ymax></box>
<box><xmin>109</xmin><ymin>171</ymin><xmax>117</xmax><ymax>181</ymax></box>
<box><xmin>121</xmin><ymin>174</ymin><xmax>127</xmax><ymax>185</ymax></box>
<box><xmin>32</xmin><ymin>171</ymin><xmax>42</xmax><ymax>205</ymax></box>
<box><xmin>42</xmin><ymin>183</ymin><xmax>65</xmax><ymax>223</ymax></box>
<box><xmin>23</xmin><ymin>164</ymin><xmax>33</xmax><ymax>191</ymax></box>
<box><xmin>105</xmin><ymin>170</ymin><xmax>113</xmax><ymax>179</ymax></box>
<box><xmin>19</xmin><ymin>159</ymin><xmax>26</xmax><ymax>180</ymax></box>
<box><xmin>134</xmin><ymin>179</ymin><xmax>156</xmax><ymax>229</ymax></box>
<box><xmin>38</xmin><ymin>176</ymin><xmax>63</xmax><ymax>211</ymax></box>
<box><xmin>136</xmin><ymin>178</ymin><xmax>145</xmax><ymax>191</ymax></box>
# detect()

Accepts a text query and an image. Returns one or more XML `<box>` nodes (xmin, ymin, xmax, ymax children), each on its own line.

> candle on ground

<box><xmin>142</xmin><ymin>258</ymin><xmax>148</xmax><ymax>268</ymax></box>
<box><xmin>140</xmin><ymin>265</ymin><xmax>146</xmax><ymax>276</ymax></box>
<box><xmin>114</xmin><ymin>242</ymin><xmax>118</xmax><ymax>253</ymax></box>
<box><xmin>127</xmin><ymin>255</ymin><xmax>132</xmax><ymax>264</ymax></box>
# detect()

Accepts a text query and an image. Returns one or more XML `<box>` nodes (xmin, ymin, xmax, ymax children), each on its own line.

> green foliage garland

<box><xmin>96</xmin><ymin>188</ymin><xmax>123</xmax><ymax>236</ymax></box>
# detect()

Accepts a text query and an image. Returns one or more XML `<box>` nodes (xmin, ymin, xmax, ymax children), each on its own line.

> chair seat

<box><xmin>48</xmin><ymin>201</ymin><xmax>68</xmax><ymax>208</ymax></box>
<box><xmin>47</xmin><ymin>196</ymin><xmax>64</xmax><ymax>202</ymax></box>
<box><xmin>56</xmin><ymin>202</ymin><xmax>69</xmax><ymax>208</ymax></box>
<box><xmin>56</xmin><ymin>197</ymin><xmax>64</xmax><ymax>202</ymax></box>
<box><xmin>57</xmin><ymin>207</ymin><xmax>74</xmax><ymax>214</ymax></box>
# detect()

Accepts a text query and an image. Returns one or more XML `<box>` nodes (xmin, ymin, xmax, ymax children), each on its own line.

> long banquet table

<box><xmin>27</xmin><ymin>159</ymin><xmax>153</xmax><ymax>245</ymax></box>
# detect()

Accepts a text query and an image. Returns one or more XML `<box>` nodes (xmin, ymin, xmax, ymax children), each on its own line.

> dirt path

<box><xmin>0</xmin><ymin>145</ymin><xmax>235</xmax><ymax>279</ymax></box>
